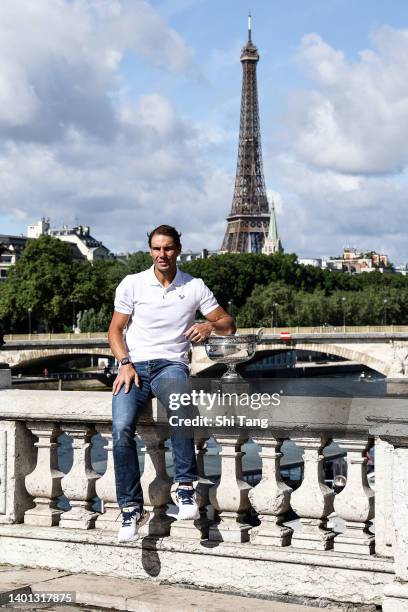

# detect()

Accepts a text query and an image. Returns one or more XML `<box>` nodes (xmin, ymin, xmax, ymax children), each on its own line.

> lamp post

<box><xmin>71</xmin><ymin>300</ymin><xmax>77</xmax><ymax>333</ymax></box>
<box><xmin>383</xmin><ymin>299</ymin><xmax>388</xmax><ymax>326</ymax></box>
<box><xmin>28</xmin><ymin>307</ymin><xmax>32</xmax><ymax>336</ymax></box>
<box><xmin>342</xmin><ymin>297</ymin><xmax>347</xmax><ymax>330</ymax></box>
<box><xmin>271</xmin><ymin>302</ymin><xmax>278</xmax><ymax>329</ymax></box>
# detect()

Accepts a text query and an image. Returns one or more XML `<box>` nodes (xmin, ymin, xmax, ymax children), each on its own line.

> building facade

<box><xmin>0</xmin><ymin>235</ymin><xmax>28</xmax><ymax>282</ymax></box>
<box><xmin>28</xmin><ymin>218</ymin><xmax>112</xmax><ymax>262</ymax></box>
<box><xmin>324</xmin><ymin>248</ymin><xmax>390</xmax><ymax>274</ymax></box>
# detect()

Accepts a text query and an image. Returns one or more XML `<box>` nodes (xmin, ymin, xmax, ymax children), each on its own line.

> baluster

<box><xmin>24</xmin><ymin>422</ymin><xmax>63</xmax><ymax>527</ymax></box>
<box><xmin>374</xmin><ymin>437</ymin><xmax>393</xmax><ymax>557</ymax></box>
<box><xmin>382</xmin><ymin>444</ymin><xmax>408</xmax><ymax>610</ymax></box>
<box><xmin>170</xmin><ymin>436</ymin><xmax>211</xmax><ymax>540</ymax></box>
<box><xmin>94</xmin><ymin>424</ymin><xmax>120</xmax><ymax>531</ymax></box>
<box><xmin>366</xmin><ymin>419</ymin><xmax>408</xmax><ymax>610</ymax></box>
<box><xmin>137</xmin><ymin>425</ymin><xmax>173</xmax><ymax>537</ymax></box>
<box><xmin>59</xmin><ymin>424</ymin><xmax>99</xmax><ymax>529</ymax></box>
<box><xmin>290</xmin><ymin>435</ymin><xmax>335</xmax><ymax>550</ymax></box>
<box><xmin>249</xmin><ymin>436</ymin><xmax>293</xmax><ymax>546</ymax></box>
<box><xmin>208</xmin><ymin>435</ymin><xmax>251</xmax><ymax>543</ymax></box>
<box><xmin>332</xmin><ymin>437</ymin><xmax>375</xmax><ymax>554</ymax></box>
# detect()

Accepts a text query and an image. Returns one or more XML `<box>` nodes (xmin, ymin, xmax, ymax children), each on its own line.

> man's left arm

<box><xmin>184</xmin><ymin>306</ymin><xmax>236</xmax><ymax>343</ymax></box>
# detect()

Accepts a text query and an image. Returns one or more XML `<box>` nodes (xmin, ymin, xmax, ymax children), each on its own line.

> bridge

<box><xmin>2</xmin><ymin>326</ymin><xmax>408</xmax><ymax>380</ymax></box>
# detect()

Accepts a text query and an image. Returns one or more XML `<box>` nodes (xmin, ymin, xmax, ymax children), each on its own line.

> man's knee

<box><xmin>112</xmin><ymin>424</ymin><xmax>136</xmax><ymax>447</ymax></box>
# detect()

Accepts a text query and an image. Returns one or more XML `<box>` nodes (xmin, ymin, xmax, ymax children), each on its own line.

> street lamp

<box><xmin>341</xmin><ymin>297</ymin><xmax>347</xmax><ymax>329</ymax></box>
<box><xmin>271</xmin><ymin>302</ymin><xmax>278</xmax><ymax>328</ymax></box>
<box><xmin>28</xmin><ymin>307</ymin><xmax>32</xmax><ymax>336</ymax></box>
<box><xmin>71</xmin><ymin>300</ymin><xmax>77</xmax><ymax>332</ymax></box>
<box><xmin>383</xmin><ymin>299</ymin><xmax>388</xmax><ymax>326</ymax></box>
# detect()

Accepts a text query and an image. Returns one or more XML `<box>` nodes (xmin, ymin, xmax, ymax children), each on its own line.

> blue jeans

<box><xmin>112</xmin><ymin>359</ymin><xmax>198</xmax><ymax>509</ymax></box>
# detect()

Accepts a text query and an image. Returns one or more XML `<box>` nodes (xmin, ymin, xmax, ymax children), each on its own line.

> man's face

<box><xmin>150</xmin><ymin>234</ymin><xmax>180</xmax><ymax>273</ymax></box>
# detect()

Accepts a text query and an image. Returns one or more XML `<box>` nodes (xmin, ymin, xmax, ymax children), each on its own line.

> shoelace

<box><xmin>177</xmin><ymin>488</ymin><xmax>194</xmax><ymax>505</ymax></box>
<box><xmin>121</xmin><ymin>508</ymin><xmax>139</xmax><ymax>527</ymax></box>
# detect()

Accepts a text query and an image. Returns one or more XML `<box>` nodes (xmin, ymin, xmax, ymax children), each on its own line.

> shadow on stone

<box><xmin>141</xmin><ymin>536</ymin><xmax>161</xmax><ymax>577</ymax></box>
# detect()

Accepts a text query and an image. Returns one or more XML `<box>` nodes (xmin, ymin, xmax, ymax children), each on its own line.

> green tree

<box><xmin>126</xmin><ymin>252</ymin><xmax>152</xmax><ymax>274</ymax></box>
<box><xmin>236</xmin><ymin>282</ymin><xmax>296</xmax><ymax>327</ymax></box>
<box><xmin>0</xmin><ymin>236</ymin><xmax>76</xmax><ymax>332</ymax></box>
<box><xmin>79</xmin><ymin>305</ymin><xmax>112</xmax><ymax>332</ymax></box>
<box><xmin>72</xmin><ymin>259</ymin><xmax>127</xmax><ymax>314</ymax></box>
<box><xmin>181</xmin><ymin>252</ymin><xmax>299</xmax><ymax>308</ymax></box>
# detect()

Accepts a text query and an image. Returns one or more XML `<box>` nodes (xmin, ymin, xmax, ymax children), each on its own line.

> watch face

<box><xmin>121</xmin><ymin>357</ymin><xmax>130</xmax><ymax>365</ymax></box>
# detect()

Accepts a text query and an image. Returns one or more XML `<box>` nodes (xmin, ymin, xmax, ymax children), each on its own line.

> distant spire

<box><xmin>262</xmin><ymin>200</ymin><xmax>283</xmax><ymax>254</ymax></box>
<box><xmin>248</xmin><ymin>12</ymin><xmax>252</xmax><ymax>42</ymax></box>
<box><xmin>268</xmin><ymin>201</ymin><xmax>279</xmax><ymax>242</ymax></box>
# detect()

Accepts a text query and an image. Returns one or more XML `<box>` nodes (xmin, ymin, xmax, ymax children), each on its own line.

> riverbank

<box><xmin>11</xmin><ymin>360</ymin><xmax>366</xmax><ymax>391</ymax></box>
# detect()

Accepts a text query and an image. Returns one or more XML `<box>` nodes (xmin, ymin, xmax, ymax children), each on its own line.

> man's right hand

<box><xmin>112</xmin><ymin>363</ymin><xmax>140</xmax><ymax>395</ymax></box>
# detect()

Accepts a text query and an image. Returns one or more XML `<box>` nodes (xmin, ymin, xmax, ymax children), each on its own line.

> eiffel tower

<box><xmin>221</xmin><ymin>15</ymin><xmax>272</xmax><ymax>253</ymax></box>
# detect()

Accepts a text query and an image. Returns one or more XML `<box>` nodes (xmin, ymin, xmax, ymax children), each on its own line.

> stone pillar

<box><xmin>332</xmin><ymin>437</ymin><xmax>375</xmax><ymax>554</ymax></box>
<box><xmin>170</xmin><ymin>437</ymin><xmax>211</xmax><ymax>540</ymax></box>
<box><xmin>24</xmin><ymin>422</ymin><xmax>63</xmax><ymax>527</ymax></box>
<box><xmin>367</xmin><ymin>415</ymin><xmax>408</xmax><ymax>611</ymax></box>
<box><xmin>249</xmin><ymin>437</ymin><xmax>293</xmax><ymax>546</ymax></box>
<box><xmin>208</xmin><ymin>435</ymin><xmax>252</xmax><ymax>543</ymax></box>
<box><xmin>59</xmin><ymin>424</ymin><xmax>99</xmax><ymax>529</ymax></box>
<box><xmin>0</xmin><ymin>421</ymin><xmax>36</xmax><ymax>524</ymax></box>
<box><xmin>382</xmin><ymin>446</ymin><xmax>408</xmax><ymax>611</ymax></box>
<box><xmin>375</xmin><ymin>437</ymin><xmax>394</xmax><ymax>557</ymax></box>
<box><xmin>290</xmin><ymin>435</ymin><xmax>335</xmax><ymax>550</ymax></box>
<box><xmin>94</xmin><ymin>424</ymin><xmax>120</xmax><ymax>532</ymax></box>
<box><xmin>137</xmin><ymin>426</ymin><xmax>172</xmax><ymax>537</ymax></box>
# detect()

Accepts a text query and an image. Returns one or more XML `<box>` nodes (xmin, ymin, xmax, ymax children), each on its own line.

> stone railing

<box><xmin>0</xmin><ymin>386</ymin><xmax>406</xmax><ymax>609</ymax></box>
<box><xmin>5</xmin><ymin>325</ymin><xmax>408</xmax><ymax>342</ymax></box>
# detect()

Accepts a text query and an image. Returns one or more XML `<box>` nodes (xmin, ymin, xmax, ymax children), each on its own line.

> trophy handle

<box><xmin>256</xmin><ymin>327</ymin><xmax>264</xmax><ymax>343</ymax></box>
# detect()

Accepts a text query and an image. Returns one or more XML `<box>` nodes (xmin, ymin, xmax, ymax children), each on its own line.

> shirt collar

<box><xmin>148</xmin><ymin>265</ymin><xmax>183</xmax><ymax>287</ymax></box>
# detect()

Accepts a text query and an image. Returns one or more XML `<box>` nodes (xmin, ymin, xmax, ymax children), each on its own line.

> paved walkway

<box><xmin>0</xmin><ymin>565</ymin><xmax>343</xmax><ymax>611</ymax></box>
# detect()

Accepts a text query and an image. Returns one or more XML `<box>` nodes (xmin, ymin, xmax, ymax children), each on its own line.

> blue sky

<box><xmin>1</xmin><ymin>0</ymin><xmax>408</xmax><ymax>261</ymax></box>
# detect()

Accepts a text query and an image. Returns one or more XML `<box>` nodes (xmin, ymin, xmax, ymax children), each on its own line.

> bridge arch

<box><xmin>1</xmin><ymin>347</ymin><xmax>113</xmax><ymax>370</ymax></box>
<box><xmin>192</xmin><ymin>342</ymin><xmax>391</xmax><ymax>377</ymax></box>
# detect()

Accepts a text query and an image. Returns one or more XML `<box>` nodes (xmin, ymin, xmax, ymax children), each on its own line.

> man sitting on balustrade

<box><xmin>108</xmin><ymin>224</ymin><xmax>236</xmax><ymax>542</ymax></box>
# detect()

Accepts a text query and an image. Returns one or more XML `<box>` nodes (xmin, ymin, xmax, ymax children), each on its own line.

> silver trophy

<box><xmin>204</xmin><ymin>329</ymin><xmax>263</xmax><ymax>381</ymax></box>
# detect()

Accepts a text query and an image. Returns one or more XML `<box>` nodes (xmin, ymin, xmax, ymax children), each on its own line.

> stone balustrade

<box><xmin>0</xmin><ymin>387</ymin><xmax>406</xmax><ymax>609</ymax></box>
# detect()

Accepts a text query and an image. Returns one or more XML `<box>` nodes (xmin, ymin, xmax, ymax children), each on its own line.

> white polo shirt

<box><xmin>114</xmin><ymin>266</ymin><xmax>219</xmax><ymax>364</ymax></box>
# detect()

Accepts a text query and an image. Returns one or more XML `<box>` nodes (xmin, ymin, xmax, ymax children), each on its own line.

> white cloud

<box><xmin>265</xmin><ymin>26</ymin><xmax>408</xmax><ymax>262</ymax></box>
<box><xmin>0</xmin><ymin>0</ymin><xmax>193</xmax><ymax>138</ymax></box>
<box><xmin>289</xmin><ymin>27</ymin><xmax>408</xmax><ymax>175</ymax></box>
<box><xmin>0</xmin><ymin>0</ymin><xmax>231</xmax><ymax>253</ymax></box>
<box><xmin>267</xmin><ymin>154</ymin><xmax>408</xmax><ymax>261</ymax></box>
<box><xmin>121</xmin><ymin>94</ymin><xmax>178</xmax><ymax>137</ymax></box>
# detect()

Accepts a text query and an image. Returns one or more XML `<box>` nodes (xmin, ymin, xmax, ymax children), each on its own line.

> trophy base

<box><xmin>221</xmin><ymin>370</ymin><xmax>244</xmax><ymax>381</ymax></box>
<box><xmin>210</xmin><ymin>377</ymin><xmax>250</xmax><ymax>395</ymax></box>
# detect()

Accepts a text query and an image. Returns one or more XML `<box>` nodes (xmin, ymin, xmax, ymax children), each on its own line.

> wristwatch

<box><xmin>120</xmin><ymin>356</ymin><xmax>131</xmax><ymax>366</ymax></box>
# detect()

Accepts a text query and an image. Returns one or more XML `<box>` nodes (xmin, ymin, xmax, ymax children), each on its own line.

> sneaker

<box><xmin>117</xmin><ymin>506</ymin><xmax>149</xmax><ymax>542</ymax></box>
<box><xmin>175</xmin><ymin>485</ymin><xmax>200</xmax><ymax>520</ymax></box>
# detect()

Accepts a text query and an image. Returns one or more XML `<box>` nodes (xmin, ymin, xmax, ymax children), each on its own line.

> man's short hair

<box><xmin>148</xmin><ymin>225</ymin><xmax>182</xmax><ymax>249</ymax></box>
